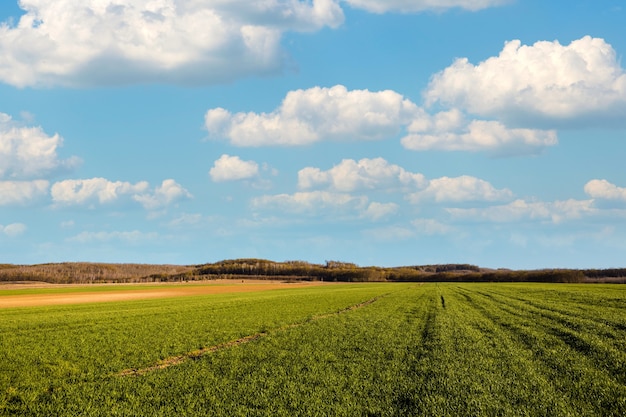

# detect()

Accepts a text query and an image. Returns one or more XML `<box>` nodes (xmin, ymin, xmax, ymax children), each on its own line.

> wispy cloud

<box><xmin>0</xmin><ymin>222</ymin><xmax>26</xmax><ymax>237</ymax></box>
<box><xmin>447</xmin><ymin>199</ymin><xmax>596</xmax><ymax>224</ymax></box>
<box><xmin>67</xmin><ymin>230</ymin><xmax>158</xmax><ymax>244</ymax></box>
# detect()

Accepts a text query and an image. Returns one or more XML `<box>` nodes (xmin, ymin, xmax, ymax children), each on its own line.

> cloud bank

<box><xmin>51</xmin><ymin>178</ymin><xmax>190</xmax><ymax>209</ymax></box>
<box><xmin>206</xmin><ymin>85</ymin><xmax>555</xmax><ymax>155</ymax></box>
<box><xmin>0</xmin><ymin>1</ymin><xmax>511</xmax><ymax>87</ymax></box>
<box><xmin>0</xmin><ymin>0</ymin><xmax>344</xmax><ymax>87</ymax></box>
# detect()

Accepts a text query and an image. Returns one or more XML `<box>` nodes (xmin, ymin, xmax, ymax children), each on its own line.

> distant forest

<box><xmin>1</xmin><ymin>259</ymin><xmax>625</xmax><ymax>284</ymax></box>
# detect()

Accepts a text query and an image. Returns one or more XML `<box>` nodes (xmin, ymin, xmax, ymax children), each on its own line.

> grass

<box><xmin>1</xmin><ymin>283</ymin><xmax>625</xmax><ymax>416</ymax></box>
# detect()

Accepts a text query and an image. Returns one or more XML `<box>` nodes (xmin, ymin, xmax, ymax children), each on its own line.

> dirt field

<box><xmin>0</xmin><ymin>280</ymin><xmax>324</xmax><ymax>308</ymax></box>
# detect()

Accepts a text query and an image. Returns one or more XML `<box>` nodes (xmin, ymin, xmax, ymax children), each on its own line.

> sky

<box><xmin>1</xmin><ymin>0</ymin><xmax>626</xmax><ymax>269</ymax></box>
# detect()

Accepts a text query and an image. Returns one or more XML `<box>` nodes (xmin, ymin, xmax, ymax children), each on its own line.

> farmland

<box><xmin>1</xmin><ymin>282</ymin><xmax>625</xmax><ymax>416</ymax></box>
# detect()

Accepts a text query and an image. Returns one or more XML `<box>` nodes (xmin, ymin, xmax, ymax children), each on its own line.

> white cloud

<box><xmin>0</xmin><ymin>113</ymin><xmax>79</xmax><ymax>179</ymax></box>
<box><xmin>209</xmin><ymin>154</ymin><xmax>259</xmax><ymax>182</ymax></box>
<box><xmin>298</xmin><ymin>157</ymin><xmax>425</xmax><ymax>191</ymax></box>
<box><xmin>206</xmin><ymin>85</ymin><xmax>556</xmax><ymax>156</ymax></box>
<box><xmin>252</xmin><ymin>190</ymin><xmax>398</xmax><ymax>221</ymax></box>
<box><xmin>252</xmin><ymin>191</ymin><xmax>368</xmax><ymax>214</ymax></box>
<box><xmin>402</xmin><ymin>111</ymin><xmax>558</xmax><ymax>155</ymax></box>
<box><xmin>133</xmin><ymin>179</ymin><xmax>192</xmax><ymax>209</ymax></box>
<box><xmin>50</xmin><ymin>177</ymin><xmax>190</xmax><ymax>209</ymax></box>
<box><xmin>51</xmin><ymin>178</ymin><xmax>149</xmax><ymax>206</ymax></box>
<box><xmin>363</xmin><ymin>202</ymin><xmax>398</xmax><ymax>220</ymax></box>
<box><xmin>584</xmin><ymin>179</ymin><xmax>626</xmax><ymax>201</ymax></box>
<box><xmin>296</xmin><ymin>159</ymin><xmax>511</xmax><ymax>206</ymax></box>
<box><xmin>409</xmin><ymin>175</ymin><xmax>513</xmax><ymax>203</ymax></box>
<box><xmin>205</xmin><ymin>85</ymin><xmax>419</xmax><ymax>146</ymax></box>
<box><xmin>343</xmin><ymin>0</ymin><xmax>509</xmax><ymax>13</ymax></box>
<box><xmin>447</xmin><ymin>199</ymin><xmax>596</xmax><ymax>223</ymax></box>
<box><xmin>0</xmin><ymin>223</ymin><xmax>27</xmax><ymax>237</ymax></box>
<box><xmin>67</xmin><ymin>230</ymin><xmax>158</xmax><ymax>243</ymax></box>
<box><xmin>0</xmin><ymin>0</ymin><xmax>344</xmax><ymax>87</ymax></box>
<box><xmin>425</xmin><ymin>36</ymin><xmax>626</xmax><ymax>125</ymax></box>
<box><xmin>0</xmin><ymin>180</ymin><xmax>49</xmax><ymax>205</ymax></box>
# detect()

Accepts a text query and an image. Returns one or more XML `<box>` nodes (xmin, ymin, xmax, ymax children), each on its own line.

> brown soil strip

<box><xmin>117</xmin><ymin>295</ymin><xmax>384</xmax><ymax>377</ymax></box>
<box><xmin>0</xmin><ymin>281</ymin><xmax>323</xmax><ymax>309</ymax></box>
<box><xmin>117</xmin><ymin>333</ymin><xmax>267</xmax><ymax>377</ymax></box>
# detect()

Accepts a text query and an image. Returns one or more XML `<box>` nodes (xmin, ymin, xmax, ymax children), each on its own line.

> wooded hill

<box><xmin>1</xmin><ymin>259</ymin><xmax>625</xmax><ymax>284</ymax></box>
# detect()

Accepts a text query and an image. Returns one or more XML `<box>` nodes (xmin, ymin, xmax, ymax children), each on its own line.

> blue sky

<box><xmin>1</xmin><ymin>0</ymin><xmax>625</xmax><ymax>269</ymax></box>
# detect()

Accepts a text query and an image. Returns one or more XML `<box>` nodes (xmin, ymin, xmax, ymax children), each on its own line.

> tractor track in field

<box><xmin>117</xmin><ymin>294</ymin><xmax>385</xmax><ymax>377</ymax></box>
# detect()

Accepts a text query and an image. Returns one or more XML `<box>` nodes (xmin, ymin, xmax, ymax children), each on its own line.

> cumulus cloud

<box><xmin>343</xmin><ymin>0</ymin><xmax>509</xmax><ymax>13</ymax></box>
<box><xmin>51</xmin><ymin>178</ymin><xmax>149</xmax><ymax>205</ymax></box>
<box><xmin>205</xmin><ymin>85</ymin><xmax>419</xmax><ymax>146</ymax></box>
<box><xmin>0</xmin><ymin>0</ymin><xmax>344</xmax><ymax>87</ymax></box>
<box><xmin>447</xmin><ymin>199</ymin><xmax>596</xmax><ymax>223</ymax></box>
<box><xmin>206</xmin><ymin>85</ymin><xmax>556</xmax><ymax>156</ymax></box>
<box><xmin>297</xmin><ymin>158</ymin><xmax>512</xmax><ymax>205</ymax></box>
<box><xmin>0</xmin><ymin>180</ymin><xmax>49</xmax><ymax>205</ymax></box>
<box><xmin>133</xmin><ymin>179</ymin><xmax>192</xmax><ymax>209</ymax></box>
<box><xmin>298</xmin><ymin>157</ymin><xmax>425</xmax><ymax>191</ymax></box>
<box><xmin>584</xmin><ymin>179</ymin><xmax>626</xmax><ymax>201</ymax></box>
<box><xmin>0</xmin><ymin>223</ymin><xmax>27</xmax><ymax>237</ymax></box>
<box><xmin>425</xmin><ymin>36</ymin><xmax>626</xmax><ymax>125</ymax></box>
<box><xmin>408</xmin><ymin>175</ymin><xmax>513</xmax><ymax>203</ymax></box>
<box><xmin>209</xmin><ymin>154</ymin><xmax>260</xmax><ymax>182</ymax></box>
<box><xmin>0</xmin><ymin>113</ymin><xmax>79</xmax><ymax>179</ymax></box>
<box><xmin>401</xmin><ymin>109</ymin><xmax>558</xmax><ymax>155</ymax></box>
<box><xmin>51</xmin><ymin>177</ymin><xmax>190</xmax><ymax>209</ymax></box>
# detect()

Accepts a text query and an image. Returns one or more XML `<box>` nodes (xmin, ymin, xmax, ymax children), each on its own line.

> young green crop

<box><xmin>1</xmin><ymin>283</ymin><xmax>625</xmax><ymax>416</ymax></box>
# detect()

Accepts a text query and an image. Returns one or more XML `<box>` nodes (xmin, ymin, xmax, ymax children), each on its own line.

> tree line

<box><xmin>0</xmin><ymin>259</ymin><xmax>624</xmax><ymax>284</ymax></box>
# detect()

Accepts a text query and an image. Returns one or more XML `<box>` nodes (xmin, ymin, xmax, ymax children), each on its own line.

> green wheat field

<box><xmin>1</xmin><ymin>283</ymin><xmax>625</xmax><ymax>416</ymax></box>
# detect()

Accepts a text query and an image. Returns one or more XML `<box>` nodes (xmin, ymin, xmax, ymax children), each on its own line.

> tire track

<box><xmin>117</xmin><ymin>294</ymin><xmax>385</xmax><ymax>377</ymax></box>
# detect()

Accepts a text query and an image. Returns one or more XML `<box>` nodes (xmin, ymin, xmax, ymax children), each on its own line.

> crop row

<box><xmin>1</xmin><ymin>283</ymin><xmax>625</xmax><ymax>416</ymax></box>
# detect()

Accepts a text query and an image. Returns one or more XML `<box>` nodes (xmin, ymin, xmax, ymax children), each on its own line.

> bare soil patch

<box><xmin>0</xmin><ymin>280</ymin><xmax>323</xmax><ymax>308</ymax></box>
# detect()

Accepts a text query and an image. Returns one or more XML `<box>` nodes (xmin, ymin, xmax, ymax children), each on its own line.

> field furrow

<box><xmin>1</xmin><ymin>282</ymin><xmax>625</xmax><ymax>416</ymax></box>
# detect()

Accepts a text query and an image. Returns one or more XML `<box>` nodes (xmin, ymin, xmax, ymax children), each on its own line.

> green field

<box><xmin>1</xmin><ymin>283</ymin><xmax>625</xmax><ymax>416</ymax></box>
